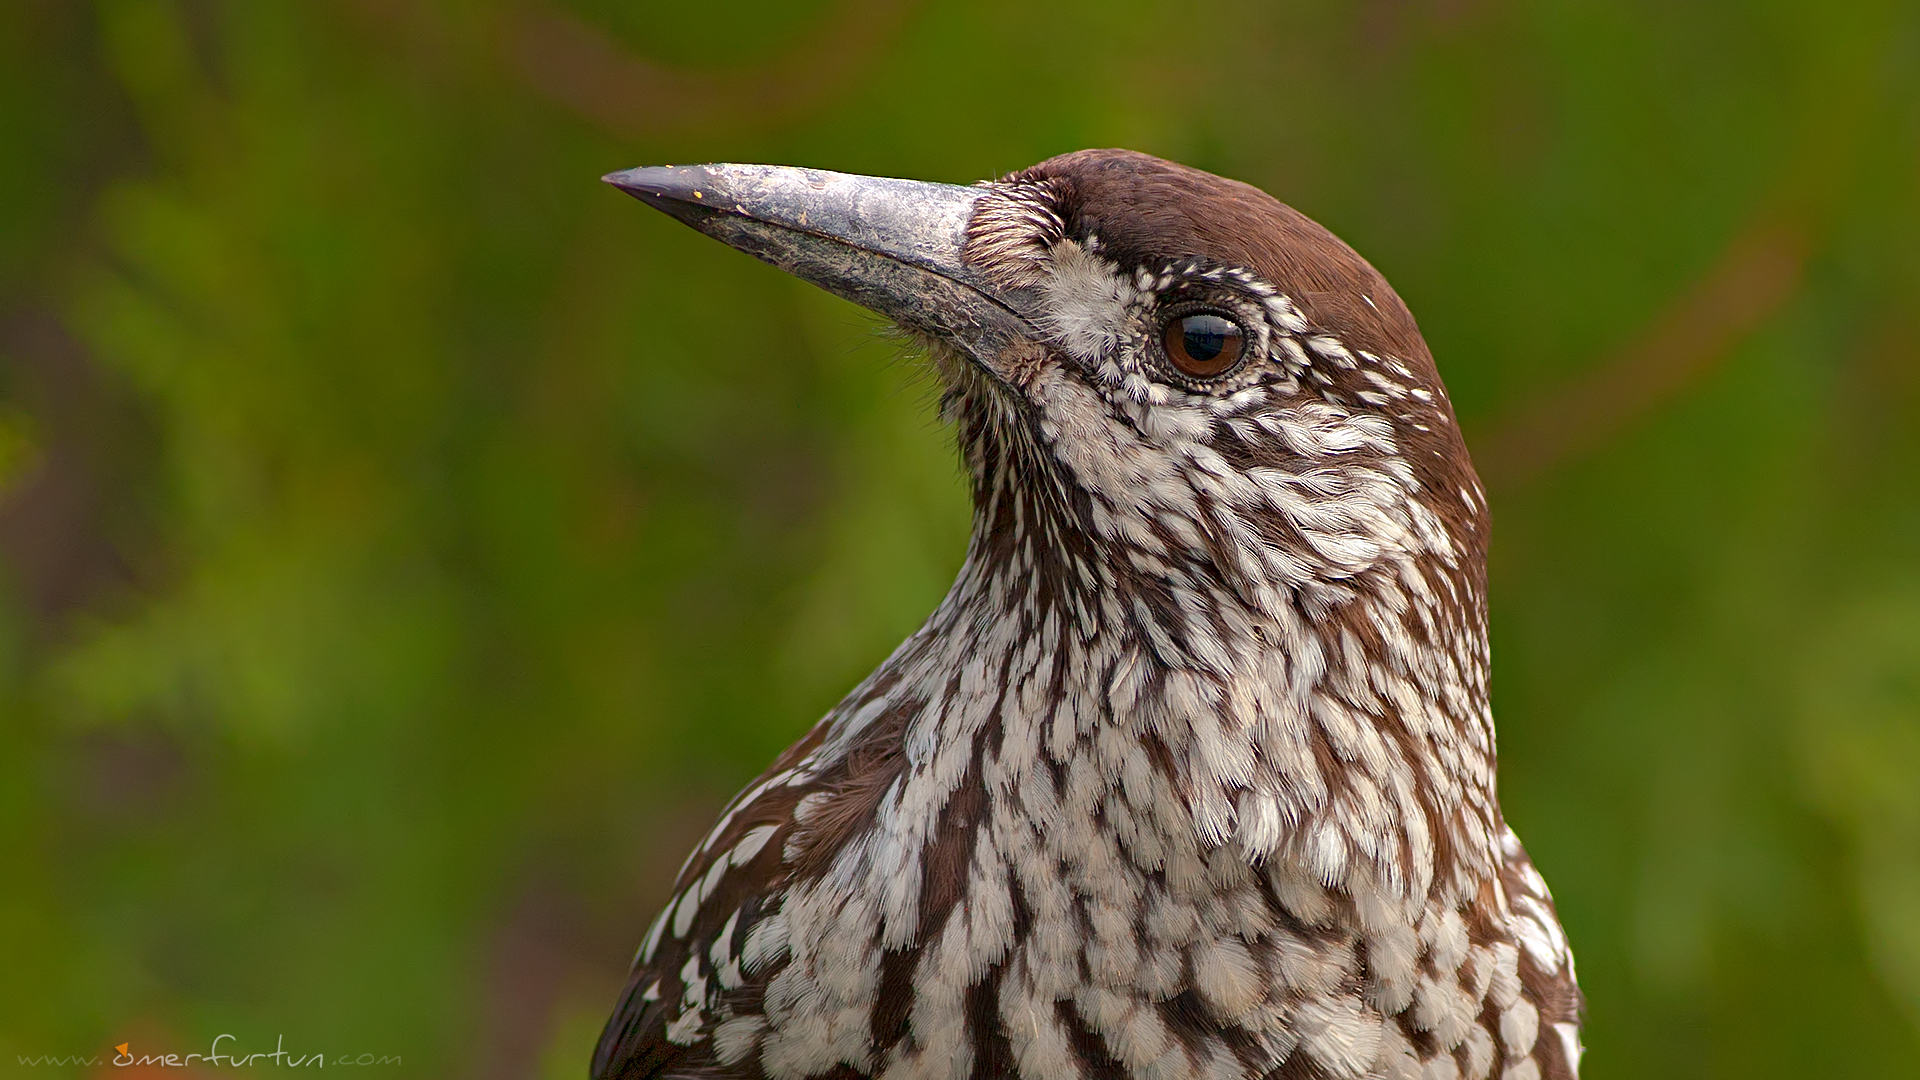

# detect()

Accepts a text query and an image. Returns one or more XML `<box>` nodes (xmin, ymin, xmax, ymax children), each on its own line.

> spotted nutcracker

<box><xmin>593</xmin><ymin>150</ymin><xmax>1582</xmax><ymax>1080</ymax></box>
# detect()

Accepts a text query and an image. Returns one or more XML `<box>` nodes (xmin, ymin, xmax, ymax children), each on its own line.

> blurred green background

<box><xmin>3</xmin><ymin>1</ymin><xmax>1918</xmax><ymax>1076</ymax></box>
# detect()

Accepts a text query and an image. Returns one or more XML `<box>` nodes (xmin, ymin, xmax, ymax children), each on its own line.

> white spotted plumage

<box><xmin>595</xmin><ymin>151</ymin><xmax>1581</xmax><ymax>1080</ymax></box>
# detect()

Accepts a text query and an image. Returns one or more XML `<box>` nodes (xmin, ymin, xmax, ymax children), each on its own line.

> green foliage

<box><xmin>2</xmin><ymin>1</ymin><xmax>1916</xmax><ymax>1076</ymax></box>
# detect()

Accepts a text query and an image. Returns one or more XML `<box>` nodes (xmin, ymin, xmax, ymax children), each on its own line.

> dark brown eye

<box><xmin>1162</xmin><ymin>312</ymin><xmax>1245</xmax><ymax>377</ymax></box>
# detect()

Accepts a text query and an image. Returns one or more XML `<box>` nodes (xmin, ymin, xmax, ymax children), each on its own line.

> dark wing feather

<box><xmin>591</xmin><ymin>800</ymin><xmax>802</xmax><ymax>1080</ymax></box>
<box><xmin>591</xmin><ymin>666</ymin><xmax>925</xmax><ymax>1079</ymax></box>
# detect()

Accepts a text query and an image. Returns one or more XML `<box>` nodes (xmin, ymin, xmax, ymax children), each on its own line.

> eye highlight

<box><xmin>1162</xmin><ymin>312</ymin><xmax>1245</xmax><ymax>378</ymax></box>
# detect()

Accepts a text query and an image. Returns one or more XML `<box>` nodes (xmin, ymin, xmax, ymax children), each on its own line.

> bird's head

<box><xmin>608</xmin><ymin>149</ymin><xmax>1486</xmax><ymax>661</ymax></box>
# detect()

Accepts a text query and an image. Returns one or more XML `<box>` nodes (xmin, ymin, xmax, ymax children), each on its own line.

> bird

<box><xmin>593</xmin><ymin>149</ymin><xmax>1582</xmax><ymax>1080</ymax></box>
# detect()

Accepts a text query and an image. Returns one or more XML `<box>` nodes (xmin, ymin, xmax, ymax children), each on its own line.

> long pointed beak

<box><xmin>604</xmin><ymin>164</ymin><xmax>1035</xmax><ymax>365</ymax></box>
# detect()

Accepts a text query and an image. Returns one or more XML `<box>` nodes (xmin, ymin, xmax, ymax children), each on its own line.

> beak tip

<box><xmin>604</xmin><ymin>165</ymin><xmax>727</xmax><ymax>229</ymax></box>
<box><xmin>603</xmin><ymin>165</ymin><xmax>710</xmax><ymax>200</ymax></box>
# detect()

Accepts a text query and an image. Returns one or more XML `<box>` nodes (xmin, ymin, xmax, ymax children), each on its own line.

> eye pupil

<box><xmin>1183</xmin><ymin>319</ymin><xmax>1229</xmax><ymax>361</ymax></box>
<box><xmin>1163</xmin><ymin>313</ymin><xmax>1244</xmax><ymax>377</ymax></box>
